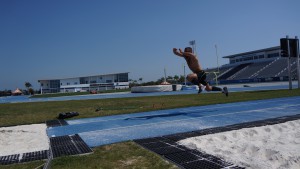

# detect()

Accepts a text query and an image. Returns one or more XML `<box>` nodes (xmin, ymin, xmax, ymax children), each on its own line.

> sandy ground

<box><xmin>0</xmin><ymin>124</ymin><xmax>49</xmax><ymax>156</ymax></box>
<box><xmin>178</xmin><ymin>119</ymin><xmax>300</xmax><ymax>169</ymax></box>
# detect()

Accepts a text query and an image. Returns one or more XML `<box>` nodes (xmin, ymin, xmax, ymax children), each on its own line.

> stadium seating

<box><xmin>207</xmin><ymin>57</ymin><xmax>298</xmax><ymax>83</ymax></box>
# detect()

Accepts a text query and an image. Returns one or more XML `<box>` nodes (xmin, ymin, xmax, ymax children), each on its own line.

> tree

<box><xmin>25</xmin><ymin>82</ymin><xmax>32</xmax><ymax>89</ymax></box>
<box><xmin>166</xmin><ymin>76</ymin><xmax>173</xmax><ymax>82</ymax></box>
<box><xmin>138</xmin><ymin>78</ymin><xmax>143</xmax><ymax>84</ymax></box>
<box><xmin>173</xmin><ymin>75</ymin><xmax>179</xmax><ymax>83</ymax></box>
<box><xmin>24</xmin><ymin>82</ymin><xmax>33</xmax><ymax>95</ymax></box>
<box><xmin>156</xmin><ymin>77</ymin><xmax>165</xmax><ymax>84</ymax></box>
<box><xmin>28</xmin><ymin>88</ymin><xmax>34</xmax><ymax>95</ymax></box>
<box><xmin>179</xmin><ymin>75</ymin><xmax>186</xmax><ymax>84</ymax></box>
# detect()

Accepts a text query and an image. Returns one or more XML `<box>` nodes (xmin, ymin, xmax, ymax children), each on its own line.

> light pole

<box><xmin>215</xmin><ymin>44</ymin><xmax>220</xmax><ymax>73</ymax></box>
<box><xmin>296</xmin><ymin>36</ymin><xmax>300</xmax><ymax>89</ymax></box>
<box><xmin>189</xmin><ymin>40</ymin><xmax>197</xmax><ymax>56</ymax></box>
<box><xmin>215</xmin><ymin>45</ymin><xmax>220</xmax><ymax>85</ymax></box>
<box><xmin>164</xmin><ymin>67</ymin><xmax>167</xmax><ymax>82</ymax></box>
<box><xmin>286</xmin><ymin>35</ymin><xmax>292</xmax><ymax>90</ymax></box>
<box><xmin>183</xmin><ymin>63</ymin><xmax>186</xmax><ymax>85</ymax></box>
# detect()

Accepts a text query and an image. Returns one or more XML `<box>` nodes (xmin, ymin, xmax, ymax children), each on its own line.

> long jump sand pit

<box><xmin>178</xmin><ymin>119</ymin><xmax>300</xmax><ymax>169</ymax></box>
<box><xmin>0</xmin><ymin>124</ymin><xmax>49</xmax><ymax>156</ymax></box>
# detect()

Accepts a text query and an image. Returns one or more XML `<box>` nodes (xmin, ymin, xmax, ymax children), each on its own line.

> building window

<box><xmin>50</xmin><ymin>80</ymin><xmax>60</xmax><ymax>89</ymax></box>
<box><xmin>117</xmin><ymin>73</ymin><xmax>129</xmax><ymax>82</ymax></box>
<box><xmin>267</xmin><ymin>53</ymin><xmax>279</xmax><ymax>58</ymax></box>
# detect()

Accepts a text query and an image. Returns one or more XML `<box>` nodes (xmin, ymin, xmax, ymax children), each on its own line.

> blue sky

<box><xmin>0</xmin><ymin>0</ymin><xmax>299</xmax><ymax>90</ymax></box>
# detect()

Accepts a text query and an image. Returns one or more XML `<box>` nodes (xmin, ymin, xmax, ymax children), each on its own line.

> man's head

<box><xmin>184</xmin><ymin>47</ymin><xmax>193</xmax><ymax>53</ymax></box>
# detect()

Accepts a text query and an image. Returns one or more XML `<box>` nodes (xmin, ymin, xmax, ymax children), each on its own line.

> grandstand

<box><xmin>205</xmin><ymin>46</ymin><xmax>299</xmax><ymax>84</ymax></box>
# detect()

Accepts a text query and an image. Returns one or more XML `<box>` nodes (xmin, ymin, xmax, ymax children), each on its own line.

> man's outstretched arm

<box><xmin>173</xmin><ymin>48</ymin><xmax>183</xmax><ymax>57</ymax></box>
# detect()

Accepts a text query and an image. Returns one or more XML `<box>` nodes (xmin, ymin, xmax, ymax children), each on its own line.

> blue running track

<box><xmin>1</xmin><ymin>82</ymin><xmax>298</xmax><ymax>104</ymax></box>
<box><xmin>47</xmin><ymin>96</ymin><xmax>300</xmax><ymax>147</ymax></box>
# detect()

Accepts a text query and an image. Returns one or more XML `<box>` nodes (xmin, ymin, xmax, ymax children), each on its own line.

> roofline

<box><xmin>222</xmin><ymin>46</ymin><xmax>280</xmax><ymax>59</ymax></box>
<box><xmin>38</xmin><ymin>72</ymin><xmax>130</xmax><ymax>81</ymax></box>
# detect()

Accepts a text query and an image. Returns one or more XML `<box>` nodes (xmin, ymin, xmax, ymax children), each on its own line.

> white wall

<box><xmin>39</xmin><ymin>80</ymin><xmax>49</xmax><ymax>89</ymax></box>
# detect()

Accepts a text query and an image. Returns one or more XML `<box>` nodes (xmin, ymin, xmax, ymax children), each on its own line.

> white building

<box><xmin>38</xmin><ymin>72</ymin><xmax>129</xmax><ymax>93</ymax></box>
<box><xmin>223</xmin><ymin>46</ymin><xmax>281</xmax><ymax>66</ymax></box>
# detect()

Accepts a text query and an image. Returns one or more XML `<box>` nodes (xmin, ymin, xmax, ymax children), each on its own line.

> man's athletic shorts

<box><xmin>197</xmin><ymin>70</ymin><xmax>208</xmax><ymax>86</ymax></box>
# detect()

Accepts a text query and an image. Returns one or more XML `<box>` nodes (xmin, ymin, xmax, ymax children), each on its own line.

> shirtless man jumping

<box><xmin>173</xmin><ymin>47</ymin><xmax>228</xmax><ymax>96</ymax></box>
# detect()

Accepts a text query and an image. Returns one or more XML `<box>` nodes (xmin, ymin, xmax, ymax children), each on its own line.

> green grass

<box><xmin>50</xmin><ymin>142</ymin><xmax>177</xmax><ymax>169</ymax></box>
<box><xmin>0</xmin><ymin>89</ymin><xmax>300</xmax><ymax>169</ymax></box>
<box><xmin>0</xmin><ymin>161</ymin><xmax>44</xmax><ymax>169</ymax></box>
<box><xmin>30</xmin><ymin>89</ymin><xmax>130</xmax><ymax>98</ymax></box>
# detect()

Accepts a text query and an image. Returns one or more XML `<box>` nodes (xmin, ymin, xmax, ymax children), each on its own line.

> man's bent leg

<box><xmin>208</xmin><ymin>85</ymin><xmax>228</xmax><ymax>97</ymax></box>
<box><xmin>187</xmin><ymin>74</ymin><xmax>202</xmax><ymax>94</ymax></box>
<box><xmin>190</xmin><ymin>78</ymin><xmax>199</xmax><ymax>85</ymax></box>
<box><xmin>223</xmin><ymin>87</ymin><xmax>228</xmax><ymax>96</ymax></box>
<box><xmin>211</xmin><ymin>86</ymin><xmax>222</xmax><ymax>91</ymax></box>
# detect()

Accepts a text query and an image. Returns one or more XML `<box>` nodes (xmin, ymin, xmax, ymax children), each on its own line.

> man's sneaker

<box><xmin>223</xmin><ymin>87</ymin><xmax>228</xmax><ymax>97</ymax></box>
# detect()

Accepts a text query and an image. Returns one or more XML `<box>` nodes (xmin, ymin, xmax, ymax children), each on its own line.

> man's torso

<box><xmin>184</xmin><ymin>55</ymin><xmax>202</xmax><ymax>73</ymax></box>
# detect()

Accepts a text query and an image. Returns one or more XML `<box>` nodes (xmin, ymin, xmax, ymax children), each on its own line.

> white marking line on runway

<box><xmin>68</xmin><ymin>97</ymin><xmax>300</xmax><ymax>124</ymax></box>
<box><xmin>79</xmin><ymin>103</ymin><xmax>300</xmax><ymax>135</ymax></box>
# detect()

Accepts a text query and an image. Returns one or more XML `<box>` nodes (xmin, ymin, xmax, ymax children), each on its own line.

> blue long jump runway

<box><xmin>47</xmin><ymin>96</ymin><xmax>300</xmax><ymax>147</ymax></box>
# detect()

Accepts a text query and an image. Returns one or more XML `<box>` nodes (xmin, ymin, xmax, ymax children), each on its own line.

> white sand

<box><xmin>178</xmin><ymin>120</ymin><xmax>300</xmax><ymax>169</ymax></box>
<box><xmin>0</xmin><ymin>124</ymin><xmax>49</xmax><ymax>156</ymax></box>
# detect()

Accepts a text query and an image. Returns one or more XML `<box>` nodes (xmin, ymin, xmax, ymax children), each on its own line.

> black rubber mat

<box><xmin>71</xmin><ymin>134</ymin><xmax>94</xmax><ymax>154</ymax></box>
<box><xmin>0</xmin><ymin>154</ymin><xmax>20</xmax><ymax>165</ymax></box>
<box><xmin>164</xmin><ymin>151</ymin><xmax>199</xmax><ymax>164</ymax></box>
<box><xmin>50</xmin><ymin>134</ymin><xmax>93</xmax><ymax>158</ymax></box>
<box><xmin>0</xmin><ymin>150</ymin><xmax>49</xmax><ymax>165</ymax></box>
<box><xmin>178</xmin><ymin>131</ymin><xmax>202</xmax><ymax>138</ymax></box>
<box><xmin>134</xmin><ymin>114</ymin><xmax>300</xmax><ymax>169</ymax></box>
<box><xmin>150</xmin><ymin>146</ymin><xmax>185</xmax><ymax>155</ymax></box>
<box><xmin>0</xmin><ymin>133</ymin><xmax>92</xmax><ymax>165</ymax></box>
<box><xmin>20</xmin><ymin>150</ymin><xmax>48</xmax><ymax>163</ymax></box>
<box><xmin>180</xmin><ymin>159</ymin><xmax>227</xmax><ymax>169</ymax></box>
<box><xmin>134</xmin><ymin>137</ymin><xmax>161</xmax><ymax>144</ymax></box>
<box><xmin>46</xmin><ymin>119</ymin><xmax>68</xmax><ymax>127</ymax></box>
<box><xmin>162</xmin><ymin>134</ymin><xmax>186</xmax><ymax>142</ymax></box>
<box><xmin>140</xmin><ymin>141</ymin><xmax>170</xmax><ymax>149</ymax></box>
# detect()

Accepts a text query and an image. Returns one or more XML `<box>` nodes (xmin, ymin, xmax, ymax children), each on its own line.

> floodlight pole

<box><xmin>164</xmin><ymin>67</ymin><xmax>167</xmax><ymax>82</ymax></box>
<box><xmin>189</xmin><ymin>40</ymin><xmax>197</xmax><ymax>56</ymax></box>
<box><xmin>215</xmin><ymin>45</ymin><xmax>220</xmax><ymax>85</ymax></box>
<box><xmin>183</xmin><ymin>63</ymin><xmax>186</xmax><ymax>85</ymax></box>
<box><xmin>286</xmin><ymin>36</ymin><xmax>292</xmax><ymax>90</ymax></box>
<box><xmin>296</xmin><ymin>36</ymin><xmax>300</xmax><ymax>89</ymax></box>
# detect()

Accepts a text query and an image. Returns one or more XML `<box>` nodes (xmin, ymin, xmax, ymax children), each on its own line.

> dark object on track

<box><xmin>58</xmin><ymin>112</ymin><xmax>79</xmax><ymax>119</ymax></box>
